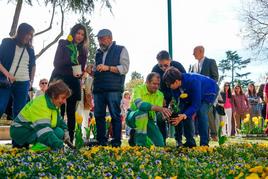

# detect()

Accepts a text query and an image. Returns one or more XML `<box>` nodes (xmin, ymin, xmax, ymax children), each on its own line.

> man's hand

<box><xmin>151</xmin><ymin>106</ymin><xmax>171</xmax><ymax>119</ymax></box>
<box><xmin>96</xmin><ymin>64</ymin><xmax>109</xmax><ymax>72</ymax></box>
<box><xmin>161</xmin><ymin>107</ymin><xmax>172</xmax><ymax>119</ymax></box>
<box><xmin>170</xmin><ymin>114</ymin><xmax>187</xmax><ymax>126</ymax></box>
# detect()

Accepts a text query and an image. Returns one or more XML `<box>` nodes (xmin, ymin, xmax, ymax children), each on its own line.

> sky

<box><xmin>0</xmin><ymin>0</ymin><xmax>267</xmax><ymax>88</ymax></box>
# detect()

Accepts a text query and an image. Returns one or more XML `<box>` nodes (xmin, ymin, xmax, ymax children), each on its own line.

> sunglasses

<box><xmin>159</xmin><ymin>64</ymin><xmax>170</xmax><ymax>68</ymax></box>
<box><xmin>41</xmin><ymin>82</ymin><xmax>48</xmax><ymax>85</ymax></box>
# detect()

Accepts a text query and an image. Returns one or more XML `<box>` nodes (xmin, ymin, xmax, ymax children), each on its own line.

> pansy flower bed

<box><xmin>0</xmin><ymin>143</ymin><xmax>268</xmax><ymax>178</ymax></box>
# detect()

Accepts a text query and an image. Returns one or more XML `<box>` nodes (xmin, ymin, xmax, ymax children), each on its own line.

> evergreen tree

<box><xmin>131</xmin><ymin>71</ymin><xmax>143</xmax><ymax>80</ymax></box>
<box><xmin>125</xmin><ymin>71</ymin><xmax>144</xmax><ymax>92</ymax></box>
<box><xmin>78</xmin><ymin>16</ymin><xmax>97</xmax><ymax>64</ymax></box>
<box><xmin>218</xmin><ymin>50</ymin><xmax>252</xmax><ymax>88</ymax></box>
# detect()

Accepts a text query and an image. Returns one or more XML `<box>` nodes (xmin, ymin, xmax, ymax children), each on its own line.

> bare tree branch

<box><xmin>9</xmin><ymin>0</ymin><xmax>23</xmax><ymax>37</ymax></box>
<box><xmin>248</xmin><ymin>13</ymin><xmax>268</xmax><ymax>26</ymax></box>
<box><xmin>35</xmin><ymin>0</ymin><xmax>56</xmax><ymax>36</ymax></box>
<box><xmin>35</xmin><ymin>5</ymin><xmax>64</xmax><ymax>59</ymax></box>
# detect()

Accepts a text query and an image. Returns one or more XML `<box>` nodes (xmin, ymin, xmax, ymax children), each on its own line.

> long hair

<box><xmin>15</xmin><ymin>23</ymin><xmax>34</xmax><ymax>47</ymax></box>
<box><xmin>222</xmin><ymin>82</ymin><xmax>232</xmax><ymax>98</ymax></box>
<box><xmin>69</xmin><ymin>23</ymin><xmax>88</xmax><ymax>52</ymax></box>
<box><xmin>247</xmin><ymin>83</ymin><xmax>256</xmax><ymax>96</ymax></box>
<box><xmin>234</xmin><ymin>84</ymin><xmax>244</xmax><ymax>95</ymax></box>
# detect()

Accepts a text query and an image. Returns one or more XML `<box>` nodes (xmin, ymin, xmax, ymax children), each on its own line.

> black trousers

<box><xmin>61</xmin><ymin>95</ymin><xmax>77</xmax><ymax>143</ymax></box>
<box><xmin>157</xmin><ymin>119</ymin><xmax>167</xmax><ymax>144</ymax></box>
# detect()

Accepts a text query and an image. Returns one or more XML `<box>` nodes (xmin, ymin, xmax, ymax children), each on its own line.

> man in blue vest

<box><xmin>93</xmin><ymin>29</ymin><xmax>130</xmax><ymax>147</ymax></box>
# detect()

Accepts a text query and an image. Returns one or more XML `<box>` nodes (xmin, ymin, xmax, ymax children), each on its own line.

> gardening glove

<box><xmin>63</xmin><ymin>130</ymin><xmax>71</xmax><ymax>143</ymax></box>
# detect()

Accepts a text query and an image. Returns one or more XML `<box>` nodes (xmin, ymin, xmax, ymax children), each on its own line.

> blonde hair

<box><xmin>123</xmin><ymin>91</ymin><xmax>130</xmax><ymax>98</ymax></box>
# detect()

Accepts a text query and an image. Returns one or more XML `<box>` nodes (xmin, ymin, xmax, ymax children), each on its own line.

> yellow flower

<box><xmin>105</xmin><ymin>116</ymin><xmax>112</xmax><ymax>123</ymax></box>
<box><xmin>244</xmin><ymin>117</ymin><xmax>250</xmax><ymax>123</ymax></box>
<box><xmin>245</xmin><ymin>173</ymin><xmax>260</xmax><ymax>179</ymax></box>
<box><xmin>66</xmin><ymin>176</ymin><xmax>75</xmax><ymax>179</ymax></box>
<box><xmin>265</xmin><ymin>119</ymin><xmax>268</xmax><ymax>123</ymax></box>
<box><xmin>234</xmin><ymin>172</ymin><xmax>244</xmax><ymax>179</ymax></box>
<box><xmin>67</xmin><ymin>35</ymin><xmax>73</xmax><ymax>42</ymax></box>
<box><xmin>246</xmin><ymin>113</ymin><xmax>250</xmax><ymax>118</ymax></box>
<box><xmin>150</xmin><ymin>145</ymin><xmax>155</xmax><ymax>151</ymax></box>
<box><xmin>249</xmin><ymin>166</ymin><xmax>263</xmax><ymax>173</ymax></box>
<box><xmin>155</xmin><ymin>176</ymin><xmax>162</xmax><ymax>179</ymax></box>
<box><xmin>220</xmin><ymin>121</ymin><xmax>225</xmax><ymax>127</ymax></box>
<box><xmin>139</xmin><ymin>164</ymin><xmax>145</xmax><ymax>170</ymax></box>
<box><xmin>252</xmin><ymin>117</ymin><xmax>259</xmax><ymax>123</ymax></box>
<box><xmin>90</xmin><ymin>117</ymin><xmax>96</xmax><ymax>125</ymax></box>
<box><xmin>75</xmin><ymin>112</ymin><xmax>83</xmax><ymax>125</ymax></box>
<box><xmin>180</xmin><ymin>93</ymin><xmax>188</xmax><ymax>99</ymax></box>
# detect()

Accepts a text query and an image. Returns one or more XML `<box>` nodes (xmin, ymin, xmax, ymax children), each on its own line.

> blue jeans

<box><xmin>175</xmin><ymin>117</ymin><xmax>196</xmax><ymax>146</ymax></box>
<box><xmin>197</xmin><ymin>102</ymin><xmax>211</xmax><ymax>146</ymax></box>
<box><xmin>0</xmin><ymin>81</ymin><xmax>30</xmax><ymax>118</ymax></box>
<box><xmin>94</xmin><ymin>92</ymin><xmax>122</xmax><ymax>146</ymax></box>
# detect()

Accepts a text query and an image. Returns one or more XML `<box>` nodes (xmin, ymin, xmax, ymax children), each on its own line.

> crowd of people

<box><xmin>0</xmin><ymin>22</ymin><xmax>268</xmax><ymax>150</ymax></box>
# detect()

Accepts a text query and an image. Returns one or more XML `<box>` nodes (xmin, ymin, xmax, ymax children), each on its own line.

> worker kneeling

<box><xmin>126</xmin><ymin>72</ymin><xmax>171</xmax><ymax>147</ymax></box>
<box><xmin>10</xmin><ymin>80</ymin><xmax>72</xmax><ymax>150</ymax></box>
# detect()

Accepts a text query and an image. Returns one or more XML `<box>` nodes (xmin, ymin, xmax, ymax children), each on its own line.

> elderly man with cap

<box><xmin>92</xmin><ymin>29</ymin><xmax>130</xmax><ymax>147</ymax></box>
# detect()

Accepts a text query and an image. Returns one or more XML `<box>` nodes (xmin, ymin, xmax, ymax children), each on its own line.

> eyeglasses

<box><xmin>158</xmin><ymin>64</ymin><xmax>170</xmax><ymax>68</ymax></box>
<box><xmin>41</xmin><ymin>82</ymin><xmax>48</xmax><ymax>85</ymax></box>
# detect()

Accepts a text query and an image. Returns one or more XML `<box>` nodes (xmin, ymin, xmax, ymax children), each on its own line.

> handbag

<box><xmin>215</xmin><ymin>104</ymin><xmax>225</xmax><ymax>116</ymax></box>
<box><xmin>0</xmin><ymin>47</ymin><xmax>25</xmax><ymax>88</ymax></box>
<box><xmin>0</xmin><ymin>77</ymin><xmax>11</xmax><ymax>88</ymax></box>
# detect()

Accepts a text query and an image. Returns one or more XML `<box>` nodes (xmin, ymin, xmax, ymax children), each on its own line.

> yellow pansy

<box><xmin>66</xmin><ymin>176</ymin><xmax>75</xmax><ymax>179</ymax></box>
<box><xmin>180</xmin><ymin>93</ymin><xmax>188</xmax><ymax>99</ymax></box>
<box><xmin>155</xmin><ymin>176</ymin><xmax>162</xmax><ymax>179</ymax></box>
<box><xmin>245</xmin><ymin>173</ymin><xmax>260</xmax><ymax>179</ymax></box>
<box><xmin>75</xmin><ymin>112</ymin><xmax>83</xmax><ymax>125</ymax></box>
<box><xmin>67</xmin><ymin>35</ymin><xmax>73</xmax><ymax>42</ymax></box>
<box><xmin>249</xmin><ymin>166</ymin><xmax>263</xmax><ymax>173</ymax></box>
<box><xmin>234</xmin><ymin>172</ymin><xmax>244</xmax><ymax>179</ymax></box>
<box><xmin>220</xmin><ymin>121</ymin><xmax>225</xmax><ymax>127</ymax></box>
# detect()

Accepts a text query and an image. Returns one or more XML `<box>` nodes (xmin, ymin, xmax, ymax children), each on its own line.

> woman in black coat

<box><xmin>50</xmin><ymin>24</ymin><xmax>88</xmax><ymax>142</ymax></box>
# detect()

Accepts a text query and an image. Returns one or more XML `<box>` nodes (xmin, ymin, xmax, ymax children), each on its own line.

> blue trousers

<box><xmin>0</xmin><ymin>81</ymin><xmax>29</xmax><ymax>118</ymax></box>
<box><xmin>197</xmin><ymin>102</ymin><xmax>211</xmax><ymax>146</ymax></box>
<box><xmin>94</xmin><ymin>92</ymin><xmax>122</xmax><ymax>146</ymax></box>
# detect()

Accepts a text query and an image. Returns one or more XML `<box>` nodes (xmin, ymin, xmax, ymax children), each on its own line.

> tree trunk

<box><xmin>9</xmin><ymin>0</ymin><xmax>23</xmax><ymax>37</ymax></box>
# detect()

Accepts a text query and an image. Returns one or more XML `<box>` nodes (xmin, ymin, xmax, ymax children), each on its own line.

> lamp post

<box><xmin>167</xmin><ymin>0</ymin><xmax>173</xmax><ymax>59</ymax></box>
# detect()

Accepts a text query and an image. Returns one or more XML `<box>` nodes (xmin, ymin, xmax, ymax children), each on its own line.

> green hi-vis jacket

<box><xmin>10</xmin><ymin>95</ymin><xmax>67</xmax><ymax>150</ymax></box>
<box><xmin>130</xmin><ymin>84</ymin><xmax>164</xmax><ymax>119</ymax></box>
